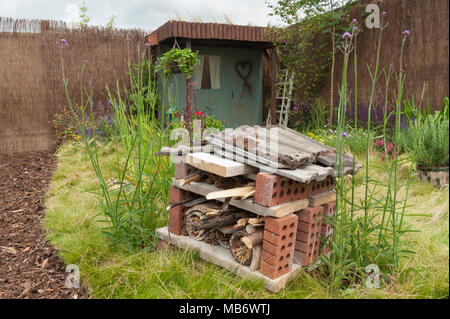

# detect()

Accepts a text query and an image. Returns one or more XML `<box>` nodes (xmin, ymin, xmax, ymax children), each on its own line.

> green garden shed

<box><xmin>146</xmin><ymin>21</ymin><xmax>273</xmax><ymax>128</ymax></box>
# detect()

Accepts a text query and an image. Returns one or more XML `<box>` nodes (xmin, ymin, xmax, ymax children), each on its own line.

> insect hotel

<box><xmin>157</xmin><ymin>125</ymin><xmax>360</xmax><ymax>292</ymax></box>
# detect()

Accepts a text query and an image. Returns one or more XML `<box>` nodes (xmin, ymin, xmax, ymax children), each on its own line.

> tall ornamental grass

<box><xmin>59</xmin><ymin>39</ymin><xmax>172</xmax><ymax>249</ymax></box>
<box><xmin>322</xmin><ymin>15</ymin><xmax>417</xmax><ymax>289</ymax></box>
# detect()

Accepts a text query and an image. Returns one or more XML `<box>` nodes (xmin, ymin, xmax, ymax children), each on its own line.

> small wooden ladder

<box><xmin>266</xmin><ymin>69</ymin><xmax>295</xmax><ymax>127</ymax></box>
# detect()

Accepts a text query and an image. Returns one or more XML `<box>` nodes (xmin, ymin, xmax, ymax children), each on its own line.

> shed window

<box><xmin>194</xmin><ymin>55</ymin><xmax>221</xmax><ymax>90</ymax></box>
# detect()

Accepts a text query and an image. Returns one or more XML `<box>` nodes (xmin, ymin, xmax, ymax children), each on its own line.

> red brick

<box><xmin>255</xmin><ymin>173</ymin><xmax>308</xmax><ymax>207</ymax></box>
<box><xmin>322</xmin><ymin>201</ymin><xmax>336</xmax><ymax>217</ymax></box>
<box><xmin>261</xmin><ymin>249</ymin><xmax>293</xmax><ymax>266</ymax></box>
<box><xmin>174</xmin><ymin>162</ymin><xmax>199</xmax><ymax>179</ymax></box>
<box><xmin>263</xmin><ymin>229</ymin><xmax>295</xmax><ymax>246</ymax></box>
<box><xmin>169</xmin><ymin>186</ymin><xmax>190</xmax><ymax>203</ymax></box>
<box><xmin>169</xmin><ymin>205</ymin><xmax>188</xmax><ymax>235</ymax></box>
<box><xmin>264</xmin><ymin>214</ymin><xmax>298</xmax><ymax>236</ymax></box>
<box><xmin>169</xmin><ymin>186</ymin><xmax>191</xmax><ymax>235</ymax></box>
<box><xmin>296</xmin><ymin>229</ymin><xmax>320</xmax><ymax>244</ymax></box>
<box><xmin>296</xmin><ymin>206</ymin><xmax>323</xmax><ymax>224</ymax></box>
<box><xmin>262</xmin><ymin>239</ymin><xmax>294</xmax><ymax>256</ymax></box>
<box><xmin>295</xmin><ymin>240</ymin><xmax>316</xmax><ymax>253</ymax></box>
<box><xmin>260</xmin><ymin>259</ymin><xmax>290</xmax><ymax>279</ymax></box>
<box><xmin>308</xmin><ymin>177</ymin><xmax>334</xmax><ymax>197</ymax></box>
<box><xmin>297</xmin><ymin>220</ymin><xmax>317</xmax><ymax>234</ymax></box>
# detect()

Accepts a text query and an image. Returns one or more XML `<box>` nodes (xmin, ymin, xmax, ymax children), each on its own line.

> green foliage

<box><xmin>128</xmin><ymin>59</ymin><xmax>159</xmax><ymax>114</ymax></box>
<box><xmin>78</xmin><ymin>1</ymin><xmax>90</xmax><ymax>28</ymax></box>
<box><xmin>203</xmin><ymin>114</ymin><xmax>225</xmax><ymax>132</ymax></box>
<box><xmin>106</xmin><ymin>14</ymin><xmax>117</xmax><ymax>29</ymax></box>
<box><xmin>155</xmin><ymin>48</ymin><xmax>200</xmax><ymax>79</ymax></box>
<box><xmin>401</xmin><ymin>108</ymin><xmax>449</xmax><ymax>168</ymax></box>
<box><xmin>290</xmin><ymin>98</ymin><xmax>329</xmax><ymax>132</ymax></box>
<box><xmin>44</xmin><ymin>142</ymin><xmax>449</xmax><ymax>299</ymax></box>
<box><xmin>60</xmin><ymin>42</ymin><xmax>172</xmax><ymax>249</ymax></box>
<box><xmin>266</xmin><ymin>0</ymin><xmax>354</xmax><ymax>102</ymax></box>
<box><xmin>52</xmin><ymin>104</ymin><xmax>83</xmax><ymax>145</ymax></box>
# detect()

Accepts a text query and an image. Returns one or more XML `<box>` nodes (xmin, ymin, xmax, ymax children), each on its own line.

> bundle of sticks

<box><xmin>184</xmin><ymin>202</ymin><xmax>265</xmax><ymax>268</ymax></box>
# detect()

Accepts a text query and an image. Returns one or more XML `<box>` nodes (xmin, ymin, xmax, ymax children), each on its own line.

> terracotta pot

<box><xmin>416</xmin><ymin>165</ymin><xmax>449</xmax><ymax>187</ymax></box>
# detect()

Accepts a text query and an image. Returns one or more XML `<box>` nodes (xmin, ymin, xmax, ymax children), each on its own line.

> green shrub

<box><xmin>402</xmin><ymin>110</ymin><xmax>449</xmax><ymax>168</ymax></box>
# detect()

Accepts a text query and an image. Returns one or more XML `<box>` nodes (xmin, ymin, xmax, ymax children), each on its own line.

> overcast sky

<box><xmin>0</xmin><ymin>0</ymin><xmax>282</xmax><ymax>32</ymax></box>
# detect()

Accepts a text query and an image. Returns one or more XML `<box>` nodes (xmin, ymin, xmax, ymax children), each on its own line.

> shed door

<box><xmin>227</xmin><ymin>54</ymin><xmax>261</xmax><ymax>128</ymax></box>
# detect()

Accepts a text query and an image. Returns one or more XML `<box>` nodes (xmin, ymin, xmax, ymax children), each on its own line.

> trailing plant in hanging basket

<box><xmin>155</xmin><ymin>48</ymin><xmax>200</xmax><ymax>79</ymax></box>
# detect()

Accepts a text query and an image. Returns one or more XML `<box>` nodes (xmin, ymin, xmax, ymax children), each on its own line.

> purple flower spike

<box><xmin>343</xmin><ymin>32</ymin><xmax>351</xmax><ymax>39</ymax></box>
<box><xmin>402</xmin><ymin>30</ymin><xmax>411</xmax><ymax>36</ymax></box>
<box><xmin>382</xmin><ymin>11</ymin><xmax>387</xmax><ymax>17</ymax></box>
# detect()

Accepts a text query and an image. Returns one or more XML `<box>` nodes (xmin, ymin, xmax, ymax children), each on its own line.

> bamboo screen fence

<box><xmin>0</xmin><ymin>17</ymin><xmax>147</xmax><ymax>153</ymax></box>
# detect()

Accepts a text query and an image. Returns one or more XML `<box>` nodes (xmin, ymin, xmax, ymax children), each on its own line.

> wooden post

<box><xmin>185</xmin><ymin>40</ymin><xmax>193</xmax><ymax>137</ymax></box>
<box><xmin>270</xmin><ymin>49</ymin><xmax>278</xmax><ymax>126</ymax></box>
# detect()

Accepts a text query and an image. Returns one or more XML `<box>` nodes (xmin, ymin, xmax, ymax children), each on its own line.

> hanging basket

<box><xmin>416</xmin><ymin>165</ymin><xmax>449</xmax><ymax>187</ymax></box>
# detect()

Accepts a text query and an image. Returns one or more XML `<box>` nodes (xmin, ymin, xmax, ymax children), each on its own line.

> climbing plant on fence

<box><xmin>266</xmin><ymin>0</ymin><xmax>355</xmax><ymax>122</ymax></box>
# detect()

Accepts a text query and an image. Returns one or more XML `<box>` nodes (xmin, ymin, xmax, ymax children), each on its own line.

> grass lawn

<box><xmin>43</xmin><ymin>142</ymin><xmax>449</xmax><ymax>299</ymax></box>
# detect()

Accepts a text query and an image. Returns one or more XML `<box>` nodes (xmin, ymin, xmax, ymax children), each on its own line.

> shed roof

<box><xmin>146</xmin><ymin>21</ymin><xmax>271</xmax><ymax>46</ymax></box>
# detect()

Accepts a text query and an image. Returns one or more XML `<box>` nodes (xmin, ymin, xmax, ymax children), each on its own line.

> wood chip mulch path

<box><xmin>0</xmin><ymin>151</ymin><xmax>89</xmax><ymax>299</ymax></box>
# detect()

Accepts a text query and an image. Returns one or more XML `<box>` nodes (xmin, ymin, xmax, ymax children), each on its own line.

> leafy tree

<box><xmin>266</xmin><ymin>0</ymin><xmax>355</xmax><ymax>126</ymax></box>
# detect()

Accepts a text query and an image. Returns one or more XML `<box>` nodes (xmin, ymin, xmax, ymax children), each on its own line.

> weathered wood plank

<box><xmin>186</xmin><ymin>152</ymin><xmax>257</xmax><ymax>177</ymax></box>
<box><xmin>309</xmin><ymin>191</ymin><xmax>337</xmax><ymax>207</ymax></box>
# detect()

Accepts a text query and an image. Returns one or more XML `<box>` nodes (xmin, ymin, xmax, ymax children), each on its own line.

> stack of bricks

<box><xmin>254</xmin><ymin>172</ymin><xmax>337</xmax><ymax>276</ymax></box>
<box><xmin>320</xmin><ymin>201</ymin><xmax>336</xmax><ymax>255</ymax></box>
<box><xmin>294</xmin><ymin>206</ymin><xmax>323</xmax><ymax>266</ymax></box>
<box><xmin>260</xmin><ymin>214</ymin><xmax>298</xmax><ymax>279</ymax></box>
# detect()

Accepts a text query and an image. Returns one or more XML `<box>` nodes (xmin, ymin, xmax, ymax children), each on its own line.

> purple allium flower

<box><xmin>353</xmin><ymin>26</ymin><xmax>359</xmax><ymax>32</ymax></box>
<box><xmin>402</xmin><ymin>30</ymin><xmax>410</xmax><ymax>36</ymax></box>
<box><xmin>351</xmin><ymin>19</ymin><xmax>357</xmax><ymax>24</ymax></box>
<box><xmin>341</xmin><ymin>132</ymin><xmax>348</xmax><ymax>137</ymax></box>
<box><xmin>126</xmin><ymin>36</ymin><xmax>131</xmax><ymax>41</ymax></box>
<box><xmin>61</xmin><ymin>38</ymin><xmax>68</xmax><ymax>46</ymax></box>
<box><xmin>342</xmin><ymin>32</ymin><xmax>351</xmax><ymax>39</ymax></box>
<box><xmin>293</xmin><ymin>106</ymin><xmax>299</xmax><ymax>111</ymax></box>
<box><xmin>144</xmin><ymin>42</ymin><xmax>150</xmax><ymax>47</ymax></box>
<box><xmin>381</xmin><ymin>11</ymin><xmax>387</xmax><ymax>17</ymax></box>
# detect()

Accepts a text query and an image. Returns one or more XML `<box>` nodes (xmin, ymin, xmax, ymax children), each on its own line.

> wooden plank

<box><xmin>186</xmin><ymin>152</ymin><xmax>257</xmax><ymax>177</ymax></box>
<box><xmin>309</xmin><ymin>191</ymin><xmax>337</xmax><ymax>207</ymax></box>
<box><xmin>206</xmin><ymin>186</ymin><xmax>255</xmax><ymax>200</ymax></box>
<box><xmin>173</xmin><ymin>179</ymin><xmax>309</xmax><ymax>218</ymax></box>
